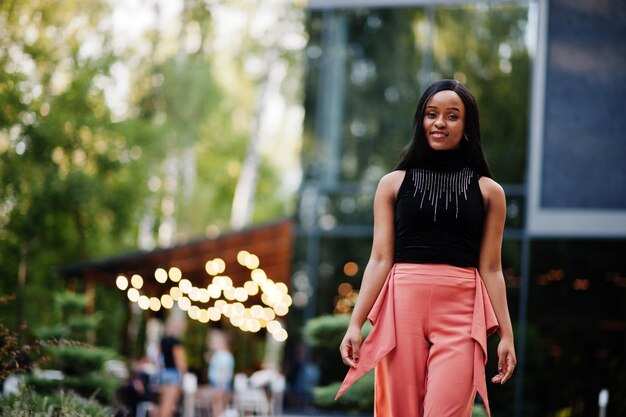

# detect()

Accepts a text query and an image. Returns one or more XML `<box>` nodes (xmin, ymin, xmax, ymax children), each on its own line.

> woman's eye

<box><xmin>426</xmin><ymin>112</ymin><xmax>437</xmax><ymax>118</ymax></box>
<box><xmin>448</xmin><ymin>114</ymin><xmax>459</xmax><ymax>120</ymax></box>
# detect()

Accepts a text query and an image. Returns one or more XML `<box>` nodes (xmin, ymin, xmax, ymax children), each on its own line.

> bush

<box><xmin>48</xmin><ymin>345</ymin><xmax>116</xmax><ymax>376</ymax></box>
<box><xmin>303</xmin><ymin>314</ymin><xmax>373</xmax><ymax>386</ymax></box>
<box><xmin>313</xmin><ymin>370</ymin><xmax>374</xmax><ymax>412</ymax></box>
<box><xmin>27</xmin><ymin>371</ymin><xmax>119</xmax><ymax>403</ymax></box>
<box><xmin>302</xmin><ymin>315</ymin><xmax>372</xmax><ymax>349</ymax></box>
<box><xmin>27</xmin><ymin>292</ymin><xmax>122</xmax><ymax>404</ymax></box>
<box><xmin>0</xmin><ymin>388</ymin><xmax>114</xmax><ymax>416</ymax></box>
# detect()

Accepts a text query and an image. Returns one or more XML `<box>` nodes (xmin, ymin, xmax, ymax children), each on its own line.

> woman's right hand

<box><xmin>339</xmin><ymin>324</ymin><xmax>362</xmax><ymax>368</ymax></box>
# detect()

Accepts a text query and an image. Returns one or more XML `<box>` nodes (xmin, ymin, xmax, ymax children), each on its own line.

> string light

<box><xmin>131</xmin><ymin>274</ymin><xmax>144</xmax><ymax>289</ymax></box>
<box><xmin>155</xmin><ymin>268</ymin><xmax>168</xmax><ymax>283</ymax></box>
<box><xmin>116</xmin><ymin>275</ymin><xmax>128</xmax><ymax>291</ymax></box>
<box><xmin>168</xmin><ymin>267</ymin><xmax>182</xmax><ymax>282</ymax></box>
<box><xmin>114</xmin><ymin>250</ymin><xmax>293</xmax><ymax>341</ymax></box>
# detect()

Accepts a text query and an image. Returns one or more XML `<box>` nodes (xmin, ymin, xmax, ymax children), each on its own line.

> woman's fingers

<box><xmin>500</xmin><ymin>354</ymin><xmax>516</xmax><ymax>384</ymax></box>
<box><xmin>492</xmin><ymin>352</ymin><xmax>516</xmax><ymax>384</ymax></box>
<box><xmin>340</xmin><ymin>337</ymin><xmax>359</xmax><ymax>368</ymax></box>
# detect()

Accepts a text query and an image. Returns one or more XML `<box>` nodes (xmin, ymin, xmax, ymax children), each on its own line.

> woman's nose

<box><xmin>434</xmin><ymin>117</ymin><xmax>446</xmax><ymax>128</ymax></box>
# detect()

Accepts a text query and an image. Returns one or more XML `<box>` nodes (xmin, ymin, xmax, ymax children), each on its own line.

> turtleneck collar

<box><xmin>420</xmin><ymin>147</ymin><xmax>467</xmax><ymax>171</ymax></box>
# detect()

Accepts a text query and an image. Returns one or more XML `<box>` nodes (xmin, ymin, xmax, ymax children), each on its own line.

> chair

<box><xmin>248</xmin><ymin>369</ymin><xmax>285</xmax><ymax>416</ymax></box>
<box><xmin>232</xmin><ymin>373</ymin><xmax>270</xmax><ymax>416</ymax></box>
<box><xmin>194</xmin><ymin>385</ymin><xmax>213</xmax><ymax>417</ymax></box>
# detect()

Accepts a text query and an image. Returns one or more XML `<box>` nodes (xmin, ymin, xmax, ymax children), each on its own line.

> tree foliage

<box><xmin>0</xmin><ymin>0</ymin><xmax>305</xmax><ymax>353</ymax></box>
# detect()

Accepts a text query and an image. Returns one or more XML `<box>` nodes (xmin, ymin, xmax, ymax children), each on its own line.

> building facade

<box><xmin>293</xmin><ymin>1</ymin><xmax>626</xmax><ymax>416</ymax></box>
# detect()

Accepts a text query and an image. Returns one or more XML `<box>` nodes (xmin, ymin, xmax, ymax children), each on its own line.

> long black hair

<box><xmin>395</xmin><ymin>79</ymin><xmax>492</xmax><ymax>178</ymax></box>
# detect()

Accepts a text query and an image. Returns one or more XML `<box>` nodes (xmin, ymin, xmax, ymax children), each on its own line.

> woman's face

<box><xmin>422</xmin><ymin>90</ymin><xmax>466</xmax><ymax>151</ymax></box>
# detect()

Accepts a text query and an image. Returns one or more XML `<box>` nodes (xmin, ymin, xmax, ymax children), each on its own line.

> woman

<box><xmin>156</xmin><ymin>315</ymin><xmax>187</xmax><ymax>417</ymax></box>
<box><xmin>207</xmin><ymin>329</ymin><xmax>235</xmax><ymax>417</ymax></box>
<box><xmin>337</xmin><ymin>79</ymin><xmax>516</xmax><ymax>417</ymax></box>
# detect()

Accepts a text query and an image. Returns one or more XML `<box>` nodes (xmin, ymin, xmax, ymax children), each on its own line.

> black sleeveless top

<box><xmin>394</xmin><ymin>149</ymin><xmax>485</xmax><ymax>267</ymax></box>
<box><xmin>161</xmin><ymin>336</ymin><xmax>181</xmax><ymax>369</ymax></box>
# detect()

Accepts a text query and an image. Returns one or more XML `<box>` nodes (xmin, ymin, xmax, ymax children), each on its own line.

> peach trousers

<box><xmin>336</xmin><ymin>263</ymin><xmax>499</xmax><ymax>417</ymax></box>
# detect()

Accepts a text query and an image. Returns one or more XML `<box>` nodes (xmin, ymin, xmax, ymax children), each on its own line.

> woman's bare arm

<box><xmin>173</xmin><ymin>344</ymin><xmax>187</xmax><ymax>376</ymax></box>
<box><xmin>478</xmin><ymin>177</ymin><xmax>516</xmax><ymax>384</ymax></box>
<box><xmin>339</xmin><ymin>171</ymin><xmax>403</xmax><ymax>368</ymax></box>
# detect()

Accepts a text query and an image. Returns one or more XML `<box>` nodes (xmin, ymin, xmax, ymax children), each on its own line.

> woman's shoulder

<box><xmin>478</xmin><ymin>176</ymin><xmax>506</xmax><ymax>208</ymax></box>
<box><xmin>478</xmin><ymin>176</ymin><xmax>504</xmax><ymax>194</ymax></box>
<box><xmin>378</xmin><ymin>170</ymin><xmax>406</xmax><ymax>196</ymax></box>
<box><xmin>379</xmin><ymin>170</ymin><xmax>406</xmax><ymax>185</ymax></box>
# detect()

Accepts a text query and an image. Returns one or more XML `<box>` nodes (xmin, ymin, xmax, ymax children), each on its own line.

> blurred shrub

<box><xmin>303</xmin><ymin>314</ymin><xmax>373</xmax><ymax>411</ymax></box>
<box><xmin>302</xmin><ymin>314</ymin><xmax>372</xmax><ymax>349</ymax></box>
<box><xmin>0</xmin><ymin>388</ymin><xmax>114</xmax><ymax>416</ymax></box>
<box><xmin>47</xmin><ymin>345</ymin><xmax>115</xmax><ymax>376</ymax></box>
<box><xmin>28</xmin><ymin>292</ymin><xmax>122</xmax><ymax>403</ymax></box>
<box><xmin>313</xmin><ymin>370</ymin><xmax>374</xmax><ymax>412</ymax></box>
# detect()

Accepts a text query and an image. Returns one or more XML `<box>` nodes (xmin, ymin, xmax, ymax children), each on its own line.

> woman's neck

<box><xmin>421</xmin><ymin>147</ymin><xmax>466</xmax><ymax>171</ymax></box>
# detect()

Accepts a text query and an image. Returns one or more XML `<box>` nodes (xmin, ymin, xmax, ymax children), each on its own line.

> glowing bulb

<box><xmin>177</xmin><ymin>297</ymin><xmax>191</xmax><ymax>311</ymax></box>
<box><xmin>149</xmin><ymin>297</ymin><xmax>161</xmax><ymax>311</ymax></box>
<box><xmin>198</xmin><ymin>309</ymin><xmax>210</xmax><ymax>323</ymax></box>
<box><xmin>208</xmin><ymin>307</ymin><xmax>221</xmax><ymax>321</ymax></box>
<box><xmin>261</xmin><ymin>293</ymin><xmax>270</xmax><ymax>306</ymax></box>
<box><xmin>230</xmin><ymin>315</ymin><xmax>243</xmax><ymax>327</ymax></box>
<box><xmin>155</xmin><ymin>268</ymin><xmax>168</xmax><ymax>283</ymax></box>
<box><xmin>223</xmin><ymin>287</ymin><xmax>235</xmax><ymax>300</ymax></box>
<box><xmin>131</xmin><ymin>274</ymin><xmax>144</xmax><ymax>289</ymax></box>
<box><xmin>168</xmin><ymin>267</ymin><xmax>182</xmax><ymax>282</ymax></box>
<box><xmin>161</xmin><ymin>294</ymin><xmax>174</xmax><ymax>309</ymax></box>
<box><xmin>187</xmin><ymin>305</ymin><xmax>200</xmax><ymax>320</ymax></box>
<box><xmin>245</xmin><ymin>254</ymin><xmax>260</xmax><ymax>270</ymax></box>
<box><xmin>273</xmin><ymin>328</ymin><xmax>288</xmax><ymax>342</ymax></box>
<box><xmin>240</xmin><ymin>320</ymin><xmax>250</xmax><ymax>332</ymax></box>
<box><xmin>198</xmin><ymin>288</ymin><xmax>209</xmax><ymax>303</ymax></box>
<box><xmin>237</xmin><ymin>250</ymin><xmax>250</xmax><ymax>266</ymax></box>
<box><xmin>275</xmin><ymin>282</ymin><xmax>289</xmax><ymax>294</ymax></box>
<box><xmin>179</xmin><ymin>279</ymin><xmax>192</xmax><ymax>293</ymax></box>
<box><xmin>188</xmin><ymin>287</ymin><xmax>200</xmax><ymax>301</ymax></box>
<box><xmin>234</xmin><ymin>287</ymin><xmax>248</xmax><ymax>302</ymax></box>
<box><xmin>116</xmin><ymin>275</ymin><xmax>128</xmax><ymax>291</ymax></box>
<box><xmin>261</xmin><ymin>280</ymin><xmax>276</xmax><ymax>295</ymax></box>
<box><xmin>231</xmin><ymin>303</ymin><xmax>245</xmax><ymax>316</ymax></box>
<box><xmin>281</xmin><ymin>294</ymin><xmax>293</xmax><ymax>307</ymax></box>
<box><xmin>170</xmin><ymin>287</ymin><xmax>183</xmax><ymax>301</ymax></box>
<box><xmin>248</xmin><ymin>320</ymin><xmax>261</xmax><ymax>333</ymax></box>
<box><xmin>263</xmin><ymin>308</ymin><xmax>276</xmax><ymax>321</ymax></box>
<box><xmin>207</xmin><ymin>284</ymin><xmax>221</xmax><ymax>299</ymax></box>
<box><xmin>214</xmin><ymin>258</ymin><xmax>226</xmax><ymax>273</ymax></box>
<box><xmin>250</xmin><ymin>305</ymin><xmax>264</xmax><ymax>318</ymax></box>
<box><xmin>222</xmin><ymin>276</ymin><xmax>233</xmax><ymax>288</ymax></box>
<box><xmin>127</xmin><ymin>288</ymin><xmax>140</xmax><ymax>302</ymax></box>
<box><xmin>274</xmin><ymin>303</ymin><xmax>289</xmax><ymax>316</ymax></box>
<box><xmin>244</xmin><ymin>281</ymin><xmax>259</xmax><ymax>296</ymax></box>
<box><xmin>205</xmin><ymin>260</ymin><xmax>219</xmax><ymax>276</ymax></box>
<box><xmin>214</xmin><ymin>299</ymin><xmax>227</xmax><ymax>312</ymax></box>
<box><xmin>138</xmin><ymin>295</ymin><xmax>150</xmax><ymax>310</ymax></box>
<box><xmin>267</xmin><ymin>320</ymin><xmax>282</xmax><ymax>334</ymax></box>
<box><xmin>251</xmin><ymin>269</ymin><xmax>267</xmax><ymax>284</ymax></box>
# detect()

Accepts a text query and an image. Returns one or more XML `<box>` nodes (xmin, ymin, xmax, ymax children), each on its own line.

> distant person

<box><xmin>207</xmin><ymin>329</ymin><xmax>235</xmax><ymax>417</ymax></box>
<box><xmin>156</xmin><ymin>315</ymin><xmax>187</xmax><ymax>417</ymax></box>
<box><xmin>117</xmin><ymin>357</ymin><xmax>154</xmax><ymax>416</ymax></box>
<box><xmin>285</xmin><ymin>343</ymin><xmax>319</xmax><ymax>409</ymax></box>
<box><xmin>337</xmin><ymin>79</ymin><xmax>516</xmax><ymax>416</ymax></box>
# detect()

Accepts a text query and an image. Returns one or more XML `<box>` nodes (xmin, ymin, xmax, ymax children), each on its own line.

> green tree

<box><xmin>0</xmin><ymin>0</ymin><xmax>154</xmax><ymax>333</ymax></box>
<box><xmin>29</xmin><ymin>292</ymin><xmax>119</xmax><ymax>403</ymax></box>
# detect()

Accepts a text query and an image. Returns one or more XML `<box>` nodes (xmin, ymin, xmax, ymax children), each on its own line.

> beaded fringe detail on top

<box><xmin>411</xmin><ymin>167</ymin><xmax>474</xmax><ymax>222</ymax></box>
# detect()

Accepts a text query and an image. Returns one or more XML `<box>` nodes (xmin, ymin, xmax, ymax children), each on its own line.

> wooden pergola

<box><xmin>58</xmin><ymin>220</ymin><xmax>295</xmax><ymax>326</ymax></box>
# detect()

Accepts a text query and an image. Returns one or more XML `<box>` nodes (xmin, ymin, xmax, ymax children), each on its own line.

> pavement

<box><xmin>263</xmin><ymin>411</ymin><xmax>372</xmax><ymax>417</ymax></box>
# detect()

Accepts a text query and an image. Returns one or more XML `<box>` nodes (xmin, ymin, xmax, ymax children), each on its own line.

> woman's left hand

<box><xmin>491</xmin><ymin>337</ymin><xmax>516</xmax><ymax>385</ymax></box>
